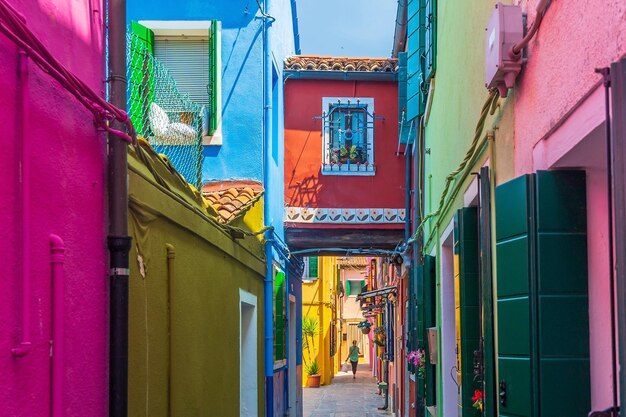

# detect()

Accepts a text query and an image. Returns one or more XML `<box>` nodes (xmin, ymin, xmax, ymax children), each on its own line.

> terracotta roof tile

<box><xmin>284</xmin><ymin>55</ymin><xmax>398</xmax><ymax>73</ymax></box>
<box><xmin>202</xmin><ymin>180</ymin><xmax>264</xmax><ymax>224</ymax></box>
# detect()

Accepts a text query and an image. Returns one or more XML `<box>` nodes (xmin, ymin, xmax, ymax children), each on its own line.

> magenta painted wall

<box><xmin>513</xmin><ymin>0</ymin><xmax>626</xmax><ymax>409</ymax></box>
<box><xmin>0</xmin><ymin>0</ymin><xmax>108</xmax><ymax>416</ymax></box>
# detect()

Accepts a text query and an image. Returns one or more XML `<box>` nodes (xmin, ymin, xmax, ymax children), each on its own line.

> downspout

<box><xmin>12</xmin><ymin>50</ymin><xmax>31</xmax><ymax>357</ymax></box>
<box><xmin>166</xmin><ymin>244</ymin><xmax>176</xmax><ymax>417</ymax></box>
<box><xmin>262</xmin><ymin>0</ymin><xmax>274</xmax><ymax>415</ymax></box>
<box><xmin>405</xmin><ymin>143</ymin><xmax>412</xmax><ymax>241</ymax></box>
<box><xmin>108</xmin><ymin>0</ymin><xmax>132</xmax><ymax>415</ymax></box>
<box><xmin>289</xmin><ymin>0</ymin><xmax>301</xmax><ymax>55</ymax></box>
<box><xmin>50</xmin><ymin>234</ymin><xmax>65</xmax><ymax>417</ymax></box>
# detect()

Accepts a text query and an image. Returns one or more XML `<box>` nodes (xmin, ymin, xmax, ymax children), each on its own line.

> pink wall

<box><xmin>513</xmin><ymin>0</ymin><xmax>626</xmax><ymax>409</ymax></box>
<box><xmin>514</xmin><ymin>0</ymin><xmax>626</xmax><ymax>175</ymax></box>
<box><xmin>0</xmin><ymin>0</ymin><xmax>108</xmax><ymax>415</ymax></box>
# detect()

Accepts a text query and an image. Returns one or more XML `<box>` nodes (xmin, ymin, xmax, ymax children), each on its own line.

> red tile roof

<box><xmin>284</xmin><ymin>55</ymin><xmax>398</xmax><ymax>72</ymax></box>
<box><xmin>202</xmin><ymin>180</ymin><xmax>264</xmax><ymax>224</ymax></box>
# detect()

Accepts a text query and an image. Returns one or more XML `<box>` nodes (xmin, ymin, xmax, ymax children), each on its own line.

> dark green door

<box><xmin>495</xmin><ymin>171</ymin><xmax>590</xmax><ymax>417</ymax></box>
<box><xmin>454</xmin><ymin>208</ymin><xmax>481</xmax><ymax>416</ymax></box>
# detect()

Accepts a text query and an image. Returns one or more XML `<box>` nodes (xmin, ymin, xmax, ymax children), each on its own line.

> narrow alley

<box><xmin>1</xmin><ymin>0</ymin><xmax>625</xmax><ymax>416</ymax></box>
<box><xmin>304</xmin><ymin>365</ymin><xmax>389</xmax><ymax>417</ymax></box>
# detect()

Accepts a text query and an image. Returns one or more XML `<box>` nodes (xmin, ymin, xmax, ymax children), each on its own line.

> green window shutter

<box><xmin>454</xmin><ymin>208</ymin><xmax>481</xmax><ymax>413</ymax></box>
<box><xmin>417</xmin><ymin>256</ymin><xmax>437</xmax><ymax>406</ymax></box>
<box><xmin>424</xmin><ymin>0</ymin><xmax>436</xmax><ymax>80</ymax></box>
<box><xmin>209</xmin><ymin>20</ymin><xmax>220</xmax><ymax>135</ymax></box>
<box><xmin>274</xmin><ymin>271</ymin><xmax>286</xmax><ymax>361</ymax></box>
<box><xmin>406</xmin><ymin>0</ymin><xmax>425</xmax><ymax>120</ymax></box>
<box><xmin>495</xmin><ymin>171</ymin><xmax>590</xmax><ymax>417</ymax></box>
<box><xmin>128</xmin><ymin>21</ymin><xmax>155</xmax><ymax>136</ymax></box>
<box><xmin>345</xmin><ymin>280</ymin><xmax>351</xmax><ymax>296</ymax></box>
<box><xmin>308</xmin><ymin>257</ymin><xmax>318</xmax><ymax>278</ymax></box>
<box><xmin>479</xmin><ymin>167</ymin><xmax>496</xmax><ymax>417</ymax></box>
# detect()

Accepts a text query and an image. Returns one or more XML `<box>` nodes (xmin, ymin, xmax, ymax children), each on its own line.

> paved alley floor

<box><xmin>303</xmin><ymin>364</ymin><xmax>391</xmax><ymax>417</ymax></box>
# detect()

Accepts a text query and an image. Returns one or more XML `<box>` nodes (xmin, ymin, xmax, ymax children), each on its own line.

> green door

<box><xmin>454</xmin><ymin>208</ymin><xmax>481</xmax><ymax>416</ymax></box>
<box><xmin>495</xmin><ymin>171</ymin><xmax>590</xmax><ymax>417</ymax></box>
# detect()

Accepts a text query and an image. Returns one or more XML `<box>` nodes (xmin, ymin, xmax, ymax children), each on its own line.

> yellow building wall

<box><xmin>301</xmin><ymin>256</ymin><xmax>339</xmax><ymax>386</ymax></box>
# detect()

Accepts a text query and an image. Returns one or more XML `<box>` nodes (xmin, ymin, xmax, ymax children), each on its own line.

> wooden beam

<box><xmin>285</xmin><ymin>227</ymin><xmax>404</xmax><ymax>251</ymax></box>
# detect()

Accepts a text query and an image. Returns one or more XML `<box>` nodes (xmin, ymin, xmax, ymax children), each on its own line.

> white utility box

<box><xmin>485</xmin><ymin>3</ymin><xmax>523</xmax><ymax>97</ymax></box>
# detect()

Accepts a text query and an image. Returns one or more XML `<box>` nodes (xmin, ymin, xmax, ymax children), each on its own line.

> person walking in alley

<box><xmin>346</xmin><ymin>340</ymin><xmax>360</xmax><ymax>379</ymax></box>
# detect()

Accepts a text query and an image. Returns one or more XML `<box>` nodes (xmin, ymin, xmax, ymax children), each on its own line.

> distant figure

<box><xmin>346</xmin><ymin>340</ymin><xmax>360</xmax><ymax>379</ymax></box>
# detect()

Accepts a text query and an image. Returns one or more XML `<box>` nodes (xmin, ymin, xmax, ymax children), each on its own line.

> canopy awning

<box><xmin>357</xmin><ymin>285</ymin><xmax>397</xmax><ymax>300</ymax></box>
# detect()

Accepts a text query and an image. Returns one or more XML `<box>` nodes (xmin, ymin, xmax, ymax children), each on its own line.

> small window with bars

<box><xmin>321</xmin><ymin>97</ymin><xmax>375</xmax><ymax>175</ymax></box>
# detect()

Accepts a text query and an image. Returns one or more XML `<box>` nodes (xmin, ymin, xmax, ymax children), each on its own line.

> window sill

<box><xmin>202</xmin><ymin>133</ymin><xmax>222</xmax><ymax>146</ymax></box>
<box><xmin>321</xmin><ymin>163</ymin><xmax>376</xmax><ymax>176</ymax></box>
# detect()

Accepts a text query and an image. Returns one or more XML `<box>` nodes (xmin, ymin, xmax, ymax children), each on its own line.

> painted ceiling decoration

<box><xmin>202</xmin><ymin>180</ymin><xmax>264</xmax><ymax>224</ymax></box>
<box><xmin>285</xmin><ymin>207</ymin><xmax>405</xmax><ymax>224</ymax></box>
<box><xmin>284</xmin><ymin>55</ymin><xmax>398</xmax><ymax>73</ymax></box>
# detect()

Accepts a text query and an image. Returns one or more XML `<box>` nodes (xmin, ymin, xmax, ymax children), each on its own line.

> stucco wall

<box><xmin>514</xmin><ymin>0</ymin><xmax>626</xmax><ymax>175</ymax></box>
<box><xmin>284</xmin><ymin>79</ymin><xmax>405</xmax><ymax>210</ymax></box>
<box><xmin>421</xmin><ymin>0</ymin><xmax>515</xmax><ymax>248</ymax></box>
<box><xmin>0</xmin><ymin>1</ymin><xmax>108</xmax><ymax>416</ymax></box>
<box><xmin>127</xmin><ymin>150</ymin><xmax>266</xmax><ymax>416</ymax></box>
<box><xmin>127</xmin><ymin>0</ymin><xmax>295</xmax><ymax>184</ymax></box>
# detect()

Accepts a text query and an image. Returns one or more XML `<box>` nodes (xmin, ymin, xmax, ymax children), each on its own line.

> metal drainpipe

<box><xmin>50</xmin><ymin>234</ymin><xmax>65</xmax><ymax>417</ymax></box>
<box><xmin>107</xmin><ymin>0</ymin><xmax>132</xmax><ymax>414</ymax></box>
<box><xmin>405</xmin><ymin>143</ymin><xmax>412</xmax><ymax>242</ymax></box>
<box><xmin>262</xmin><ymin>0</ymin><xmax>274</xmax><ymax>415</ymax></box>
<box><xmin>166</xmin><ymin>244</ymin><xmax>176</xmax><ymax>417</ymax></box>
<box><xmin>12</xmin><ymin>50</ymin><xmax>32</xmax><ymax>358</ymax></box>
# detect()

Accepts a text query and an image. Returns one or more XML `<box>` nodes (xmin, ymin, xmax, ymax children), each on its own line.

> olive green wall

<box><xmin>127</xmin><ymin>147</ymin><xmax>266</xmax><ymax>417</ymax></box>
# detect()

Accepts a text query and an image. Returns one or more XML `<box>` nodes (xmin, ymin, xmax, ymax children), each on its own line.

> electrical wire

<box><xmin>511</xmin><ymin>0</ymin><xmax>551</xmax><ymax>56</ymax></box>
<box><xmin>255</xmin><ymin>0</ymin><xmax>276</xmax><ymax>21</ymax></box>
<box><xmin>0</xmin><ymin>0</ymin><xmax>135</xmax><ymax>143</ymax></box>
<box><xmin>407</xmin><ymin>89</ymin><xmax>500</xmax><ymax>246</ymax></box>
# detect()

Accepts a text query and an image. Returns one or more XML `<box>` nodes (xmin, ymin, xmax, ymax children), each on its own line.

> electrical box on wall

<box><xmin>485</xmin><ymin>3</ymin><xmax>523</xmax><ymax>97</ymax></box>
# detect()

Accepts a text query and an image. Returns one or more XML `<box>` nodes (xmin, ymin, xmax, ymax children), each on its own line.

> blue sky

<box><xmin>296</xmin><ymin>0</ymin><xmax>398</xmax><ymax>57</ymax></box>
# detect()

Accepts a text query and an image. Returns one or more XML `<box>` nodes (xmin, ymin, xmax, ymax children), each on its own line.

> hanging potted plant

<box><xmin>302</xmin><ymin>317</ymin><xmax>321</xmax><ymax>388</ymax></box>
<box><xmin>357</xmin><ymin>319</ymin><xmax>372</xmax><ymax>334</ymax></box>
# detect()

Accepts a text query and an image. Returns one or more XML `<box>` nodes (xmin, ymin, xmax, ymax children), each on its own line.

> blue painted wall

<box><xmin>127</xmin><ymin>0</ymin><xmax>296</xmax><ymax>185</ymax></box>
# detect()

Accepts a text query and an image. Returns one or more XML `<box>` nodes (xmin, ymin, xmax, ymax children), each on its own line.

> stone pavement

<box><xmin>303</xmin><ymin>363</ymin><xmax>391</xmax><ymax>417</ymax></box>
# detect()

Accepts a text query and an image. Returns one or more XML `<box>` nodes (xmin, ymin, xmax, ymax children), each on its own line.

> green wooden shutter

<box><xmin>495</xmin><ymin>171</ymin><xmax>590</xmax><ymax>417</ymax></box>
<box><xmin>209</xmin><ymin>20</ymin><xmax>220</xmax><ymax>134</ymax></box>
<box><xmin>308</xmin><ymin>257</ymin><xmax>318</xmax><ymax>279</ymax></box>
<box><xmin>346</xmin><ymin>280</ymin><xmax>351</xmax><ymax>296</ymax></box>
<box><xmin>479</xmin><ymin>167</ymin><xmax>496</xmax><ymax>417</ymax></box>
<box><xmin>129</xmin><ymin>21</ymin><xmax>155</xmax><ymax>136</ymax></box>
<box><xmin>416</xmin><ymin>255</ymin><xmax>437</xmax><ymax>407</ymax></box>
<box><xmin>424</xmin><ymin>255</ymin><xmax>436</xmax><ymax>406</ymax></box>
<box><xmin>424</xmin><ymin>0</ymin><xmax>436</xmax><ymax>80</ymax></box>
<box><xmin>406</xmin><ymin>0</ymin><xmax>425</xmax><ymax>120</ymax></box>
<box><xmin>274</xmin><ymin>271</ymin><xmax>286</xmax><ymax>361</ymax></box>
<box><xmin>454</xmin><ymin>207</ymin><xmax>481</xmax><ymax>414</ymax></box>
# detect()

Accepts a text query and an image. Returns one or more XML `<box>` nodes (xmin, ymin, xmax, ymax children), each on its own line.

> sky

<box><xmin>295</xmin><ymin>0</ymin><xmax>398</xmax><ymax>58</ymax></box>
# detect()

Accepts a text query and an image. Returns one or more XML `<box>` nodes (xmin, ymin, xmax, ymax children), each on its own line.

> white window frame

<box><xmin>321</xmin><ymin>97</ymin><xmax>375</xmax><ymax>176</ymax></box>
<box><xmin>301</xmin><ymin>256</ymin><xmax>318</xmax><ymax>282</ymax></box>
<box><xmin>139</xmin><ymin>20</ymin><xmax>222</xmax><ymax>146</ymax></box>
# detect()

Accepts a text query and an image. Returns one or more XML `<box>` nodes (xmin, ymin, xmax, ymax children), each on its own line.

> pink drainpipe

<box><xmin>50</xmin><ymin>234</ymin><xmax>65</xmax><ymax>417</ymax></box>
<box><xmin>12</xmin><ymin>50</ymin><xmax>31</xmax><ymax>357</ymax></box>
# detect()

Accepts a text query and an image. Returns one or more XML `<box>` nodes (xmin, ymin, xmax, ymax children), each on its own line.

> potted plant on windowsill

<box><xmin>305</xmin><ymin>361</ymin><xmax>321</xmax><ymax>388</ymax></box>
<box><xmin>357</xmin><ymin>319</ymin><xmax>372</xmax><ymax>334</ymax></box>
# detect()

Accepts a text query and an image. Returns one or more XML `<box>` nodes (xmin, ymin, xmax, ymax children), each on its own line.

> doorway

<box><xmin>240</xmin><ymin>290</ymin><xmax>257</xmax><ymax>417</ymax></box>
<box><xmin>439</xmin><ymin>220</ymin><xmax>458</xmax><ymax>417</ymax></box>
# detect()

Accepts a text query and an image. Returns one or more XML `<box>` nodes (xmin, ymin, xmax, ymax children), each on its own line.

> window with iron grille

<box><xmin>321</xmin><ymin>97</ymin><xmax>375</xmax><ymax>175</ymax></box>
